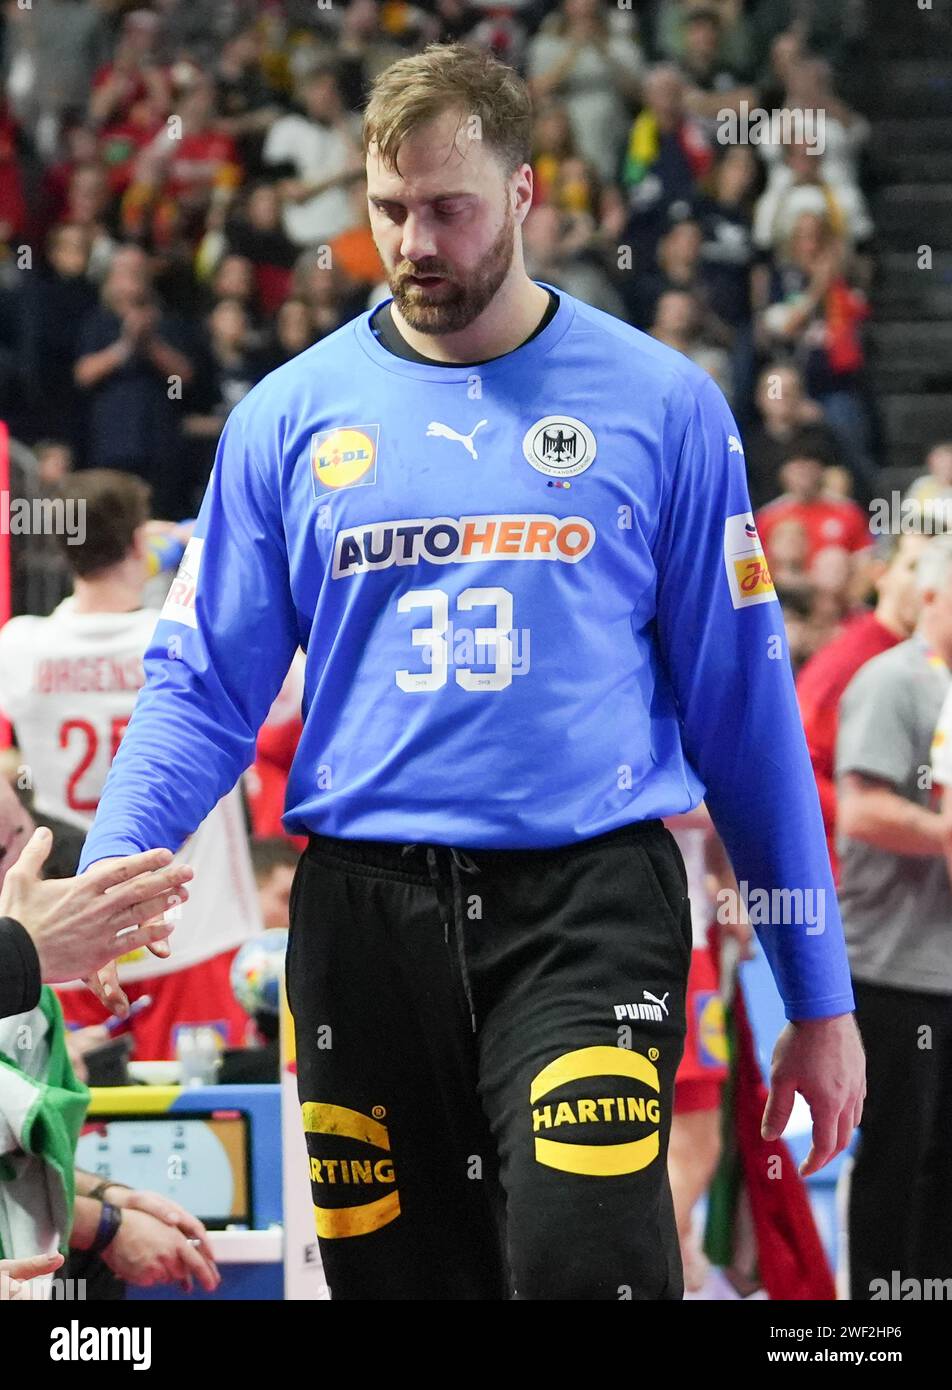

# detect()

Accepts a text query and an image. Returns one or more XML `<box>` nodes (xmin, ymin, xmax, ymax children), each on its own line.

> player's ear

<box><xmin>131</xmin><ymin>524</ymin><xmax>150</xmax><ymax>563</ymax></box>
<box><xmin>513</xmin><ymin>163</ymin><xmax>533</xmax><ymax>223</ymax></box>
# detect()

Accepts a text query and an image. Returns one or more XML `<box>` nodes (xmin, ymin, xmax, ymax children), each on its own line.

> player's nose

<box><xmin>400</xmin><ymin>214</ymin><xmax>437</xmax><ymax>263</ymax></box>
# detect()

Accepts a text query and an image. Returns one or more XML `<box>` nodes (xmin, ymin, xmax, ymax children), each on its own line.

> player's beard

<box><xmin>388</xmin><ymin>201</ymin><xmax>515</xmax><ymax>336</ymax></box>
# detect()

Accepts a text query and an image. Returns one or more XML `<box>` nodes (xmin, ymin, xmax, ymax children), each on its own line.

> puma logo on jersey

<box><xmin>426</xmin><ymin>419</ymin><xmax>488</xmax><ymax>460</ymax></box>
<box><xmin>614</xmin><ymin>991</ymin><xmax>670</xmax><ymax>1023</ymax></box>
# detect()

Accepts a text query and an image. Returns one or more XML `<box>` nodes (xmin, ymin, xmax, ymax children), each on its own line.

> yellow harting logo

<box><xmin>301</xmin><ymin>1102</ymin><xmax>400</xmax><ymax>1238</ymax></box>
<box><xmin>530</xmin><ymin>1046</ymin><xmax>661</xmax><ymax>1176</ymax></box>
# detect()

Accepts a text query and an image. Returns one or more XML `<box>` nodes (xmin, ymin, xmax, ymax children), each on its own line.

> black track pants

<box><xmin>286</xmin><ymin>819</ymin><xmax>692</xmax><ymax>1300</ymax></box>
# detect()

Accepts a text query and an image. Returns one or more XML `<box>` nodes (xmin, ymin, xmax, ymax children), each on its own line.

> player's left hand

<box><xmin>761</xmin><ymin>1012</ymin><xmax>866</xmax><ymax>1176</ymax></box>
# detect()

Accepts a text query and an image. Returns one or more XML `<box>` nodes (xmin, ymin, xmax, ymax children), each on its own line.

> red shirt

<box><xmin>59</xmin><ymin>949</ymin><xmax>250</xmax><ymax>1061</ymax></box>
<box><xmin>163</xmin><ymin>129</ymin><xmax>239</xmax><ymax>201</ymax></box>
<box><xmin>795</xmin><ymin>611</ymin><xmax>901</xmax><ymax>879</ymax></box>
<box><xmin>756</xmin><ymin>494</ymin><xmax>872</xmax><ymax>566</ymax></box>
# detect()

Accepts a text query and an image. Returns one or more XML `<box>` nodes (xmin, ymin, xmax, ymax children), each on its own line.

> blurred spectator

<box><xmin>121</xmin><ymin>71</ymin><xmax>241</xmax><ymax>251</ymax></box>
<box><xmin>251</xmin><ymin>839</ymin><xmax>300</xmax><ymax>933</ymax></box>
<box><xmin>650</xmin><ymin>289</ymin><xmax>733</xmax><ymax>402</ymax></box>
<box><xmin>905</xmin><ymin>442</ymin><xmax>952</xmax><ymax>533</ymax></box>
<box><xmin>33</xmin><ymin>440</ymin><xmax>74</xmax><ymax>490</ymax></box>
<box><xmin>759</xmin><ymin>210</ymin><xmax>873</xmax><ymax>495</ymax></box>
<box><xmin>2</xmin><ymin>437</ymin><xmax>75</xmax><ymax>619</ymax></box>
<box><xmin>262</xmin><ymin>63</ymin><xmax>364</xmax><ymax>247</ymax></box>
<box><xmin>315</xmin><ymin>0</ymin><xmax>408</xmax><ymax>112</ymax></box>
<box><xmin>214</xmin><ymin>25</ymin><xmax>286</xmax><ymax>176</ymax></box>
<box><xmin>98</xmin><ymin>93</ymin><xmax>166</xmax><ymax>202</ymax></box>
<box><xmin>760</xmin><ymin>56</ymin><xmax>869</xmax><ymax>193</ymax></box>
<box><xmin>87</xmin><ymin>10</ymin><xmax>169</xmax><ymax>133</ymax></box>
<box><xmin>532</xmin><ymin>105</ymin><xmax>585</xmax><ymax>209</ymax></box>
<box><xmin>756</xmin><ymin>429</ymin><xmax>872</xmax><ymax>568</ymax></box>
<box><xmin>260</xmin><ymin>297</ymin><xmax>319</xmax><ymax>372</ymax></box>
<box><xmin>207</xmin><ymin>251</ymin><xmax>260</xmax><ymax>315</ymax></box>
<box><xmin>292</xmin><ymin>248</ymin><xmax>373</xmax><ymax>336</ymax></box>
<box><xmin>527</xmin><ymin>0</ymin><xmax>643</xmax><ymax>184</ymax></box>
<box><xmin>622</xmin><ymin>64</ymin><xmax>712</xmax><ymax>253</ymax></box>
<box><xmin>697</xmin><ymin>147</ymin><xmax>762</xmax><ymax>419</ymax></box>
<box><xmin>12</xmin><ymin>224</ymin><xmax>98</xmax><ymax>451</ymax></box>
<box><xmin>775</xmin><ymin>584</ymin><xmax>819</xmax><ymax>672</ymax></box>
<box><xmin>634</xmin><ymin>215</ymin><xmax>731</xmax><ymax>344</ymax></box>
<box><xmin>217</xmin><ymin>182</ymin><xmax>298</xmax><ymax>315</ymax></box>
<box><xmin>183</xmin><ymin>298</ymin><xmax>267</xmax><ymax>494</ymax></box>
<box><xmin>763</xmin><ymin>517</ymin><xmax>811</xmax><ymax>594</ymax></box>
<box><xmin>0</xmin><ymin>98</ymin><xmax>29</xmax><ymax>256</ymax></box>
<box><xmin>753</xmin><ymin>140</ymin><xmax>873</xmax><ymax>253</ymax></box>
<box><xmin>523</xmin><ymin>202</ymin><xmax>628</xmax><ymax>320</ymax></box>
<box><xmin>654</xmin><ymin>0</ymin><xmax>756</xmax><ymax>79</ymax></box>
<box><xmin>327</xmin><ymin>181</ymin><xmax>386</xmax><ymax>293</ymax></box>
<box><xmin>2</xmin><ymin>1</ymin><xmax>105</xmax><ymax>157</ymax></box>
<box><xmin>756</xmin><ymin>27</ymin><xmax>803</xmax><ymax>110</ymax></box>
<box><xmin>836</xmin><ymin>535</ymin><xmax>952</xmax><ymax>1300</ymax></box>
<box><xmin>674</xmin><ymin>5</ymin><xmax>756</xmax><ymax>131</ymax></box>
<box><xmin>744</xmin><ymin>361</ymin><xmax>840</xmax><ymax>509</ymax></box>
<box><xmin>798</xmin><ymin>532</ymin><xmax>929</xmax><ymax>879</ymax></box>
<box><xmin>73</xmin><ymin>247</ymin><xmax>195</xmax><ymax>518</ymax></box>
<box><xmin>56</xmin><ymin>161</ymin><xmax>117</xmax><ymax>282</ymax></box>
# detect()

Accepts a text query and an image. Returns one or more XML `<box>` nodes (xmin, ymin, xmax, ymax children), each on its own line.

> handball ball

<box><xmin>230</xmin><ymin>930</ymin><xmax>288</xmax><ymax>1017</ymax></box>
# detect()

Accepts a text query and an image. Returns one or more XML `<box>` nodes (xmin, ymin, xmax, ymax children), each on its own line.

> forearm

<box><xmin>69</xmin><ymin>1195</ymin><xmax>103</xmax><ymax>1251</ymax></box>
<box><xmin>145</xmin><ymin>337</ymin><xmax>193</xmax><ymax>384</ymax></box>
<box><xmin>838</xmin><ymin>788</ymin><xmax>948</xmax><ymax>856</ymax></box>
<box><xmin>74</xmin><ymin>338</ymin><xmax>131</xmax><ymax>388</ymax></box>
<box><xmin>74</xmin><ymin>1169</ymin><xmax>131</xmax><ymax>1201</ymax></box>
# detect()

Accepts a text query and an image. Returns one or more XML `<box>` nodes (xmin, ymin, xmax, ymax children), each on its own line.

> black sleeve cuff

<box><xmin>0</xmin><ymin>916</ymin><xmax>42</xmax><ymax>1017</ymax></box>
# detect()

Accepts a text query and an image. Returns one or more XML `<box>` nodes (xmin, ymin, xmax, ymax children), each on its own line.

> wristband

<box><xmin>90</xmin><ymin>1201</ymin><xmax>123</xmax><ymax>1254</ymax></box>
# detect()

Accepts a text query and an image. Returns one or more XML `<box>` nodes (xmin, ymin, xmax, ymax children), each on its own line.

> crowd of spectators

<box><xmin>0</xmin><ymin>0</ymin><xmax>897</xmax><ymax>672</ymax></box>
<box><xmin>0</xmin><ymin>0</ymin><xmax>944</xmax><ymax>663</ymax></box>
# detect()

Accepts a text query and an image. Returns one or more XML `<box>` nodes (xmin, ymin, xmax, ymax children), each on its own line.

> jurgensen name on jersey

<box><xmin>0</xmin><ymin>601</ymin><xmax>261</xmax><ymax>981</ymax></box>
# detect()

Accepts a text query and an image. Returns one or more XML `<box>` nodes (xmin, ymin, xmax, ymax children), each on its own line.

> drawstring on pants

<box><xmin>402</xmin><ymin>843</ymin><xmax>480</xmax><ymax>1033</ymax></box>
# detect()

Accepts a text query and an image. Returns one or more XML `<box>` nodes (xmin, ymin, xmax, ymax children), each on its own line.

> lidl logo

<box><xmin>310</xmin><ymin>425</ymin><xmax>379</xmax><ymax>495</ymax></box>
<box><xmin>695</xmin><ymin>991</ymin><xmax>729</xmax><ymax>1068</ymax></box>
<box><xmin>529</xmin><ymin>1045</ymin><xmax>662</xmax><ymax>1177</ymax></box>
<box><xmin>301</xmin><ymin>1101</ymin><xmax>400</xmax><ymax>1238</ymax></box>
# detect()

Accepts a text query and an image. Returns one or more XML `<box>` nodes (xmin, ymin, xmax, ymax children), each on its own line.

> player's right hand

<box><xmin>102</xmin><ymin>1208</ymin><xmax>220</xmax><ymax>1292</ymax></box>
<box><xmin>0</xmin><ymin>832</ymin><xmax>193</xmax><ymax>1006</ymax></box>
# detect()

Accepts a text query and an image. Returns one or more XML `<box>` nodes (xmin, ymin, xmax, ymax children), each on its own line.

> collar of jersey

<box><xmin>354</xmin><ymin>279</ymin><xmax>576</xmax><ymax>380</ymax></box>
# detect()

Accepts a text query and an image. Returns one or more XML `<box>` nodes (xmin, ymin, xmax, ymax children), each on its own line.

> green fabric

<box><xmin>702</xmin><ymin>998</ymin><xmax>741</xmax><ymax>1266</ymax></box>
<box><xmin>0</xmin><ymin>987</ymin><xmax>90</xmax><ymax>1258</ymax></box>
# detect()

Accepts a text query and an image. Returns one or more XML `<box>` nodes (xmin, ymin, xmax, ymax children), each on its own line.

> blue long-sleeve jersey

<box><xmin>78</xmin><ymin>285</ymin><xmax>854</xmax><ymax>1020</ymax></box>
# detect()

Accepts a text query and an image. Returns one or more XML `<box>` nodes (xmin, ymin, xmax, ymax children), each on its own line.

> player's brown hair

<box><xmin>55</xmin><ymin>469</ymin><xmax>152</xmax><ymax>579</ymax></box>
<box><xmin>362</xmin><ymin>42</ymin><xmax>532</xmax><ymax>177</ymax></box>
